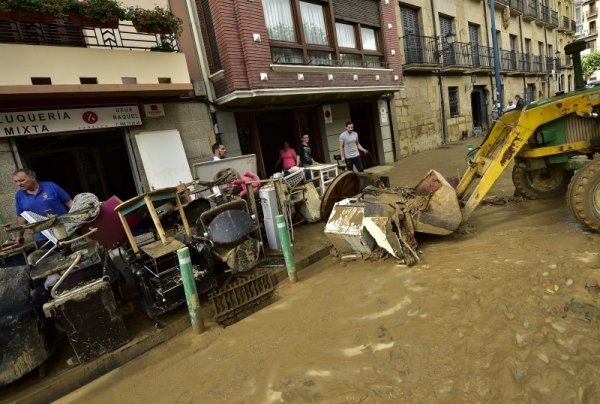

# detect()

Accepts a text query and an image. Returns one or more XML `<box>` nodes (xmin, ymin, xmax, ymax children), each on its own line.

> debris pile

<box><xmin>324</xmin><ymin>170</ymin><xmax>462</xmax><ymax>266</ymax></box>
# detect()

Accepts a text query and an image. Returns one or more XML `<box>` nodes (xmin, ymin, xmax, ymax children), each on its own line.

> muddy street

<box><xmin>59</xmin><ymin>140</ymin><xmax>600</xmax><ymax>403</ymax></box>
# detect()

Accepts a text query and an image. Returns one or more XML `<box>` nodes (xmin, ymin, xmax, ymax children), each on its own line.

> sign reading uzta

<box><xmin>0</xmin><ymin>106</ymin><xmax>142</xmax><ymax>137</ymax></box>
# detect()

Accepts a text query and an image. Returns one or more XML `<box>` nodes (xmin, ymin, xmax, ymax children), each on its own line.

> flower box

<box><xmin>0</xmin><ymin>11</ymin><xmax>57</xmax><ymax>24</ymax></box>
<box><xmin>69</xmin><ymin>12</ymin><xmax>119</xmax><ymax>28</ymax></box>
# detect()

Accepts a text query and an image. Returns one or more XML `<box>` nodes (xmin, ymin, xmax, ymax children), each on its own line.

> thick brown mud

<box><xmin>59</xmin><ymin>141</ymin><xmax>600</xmax><ymax>403</ymax></box>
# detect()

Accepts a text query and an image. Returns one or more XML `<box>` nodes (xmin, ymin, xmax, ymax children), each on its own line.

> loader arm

<box><xmin>456</xmin><ymin>90</ymin><xmax>600</xmax><ymax>221</ymax></box>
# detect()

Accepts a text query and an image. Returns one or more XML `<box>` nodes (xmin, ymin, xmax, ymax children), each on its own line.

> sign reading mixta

<box><xmin>0</xmin><ymin>106</ymin><xmax>142</xmax><ymax>137</ymax></box>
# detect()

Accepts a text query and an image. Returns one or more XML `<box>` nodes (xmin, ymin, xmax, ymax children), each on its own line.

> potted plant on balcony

<box><xmin>0</xmin><ymin>0</ymin><xmax>71</xmax><ymax>23</ymax></box>
<box><xmin>68</xmin><ymin>0</ymin><xmax>124</xmax><ymax>29</ymax></box>
<box><xmin>126</xmin><ymin>6</ymin><xmax>183</xmax><ymax>36</ymax></box>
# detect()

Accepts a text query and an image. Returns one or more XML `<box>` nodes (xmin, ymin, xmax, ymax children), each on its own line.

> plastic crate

<box><xmin>284</xmin><ymin>169</ymin><xmax>305</xmax><ymax>188</ymax></box>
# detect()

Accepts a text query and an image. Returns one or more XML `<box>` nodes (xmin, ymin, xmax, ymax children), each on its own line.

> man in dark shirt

<box><xmin>296</xmin><ymin>133</ymin><xmax>314</xmax><ymax>179</ymax></box>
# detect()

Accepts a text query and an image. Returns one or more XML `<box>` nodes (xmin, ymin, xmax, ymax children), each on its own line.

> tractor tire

<box><xmin>567</xmin><ymin>159</ymin><xmax>600</xmax><ymax>232</ymax></box>
<box><xmin>512</xmin><ymin>165</ymin><xmax>572</xmax><ymax>199</ymax></box>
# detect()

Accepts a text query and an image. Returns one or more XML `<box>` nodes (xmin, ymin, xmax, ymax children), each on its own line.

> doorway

<box><xmin>470</xmin><ymin>86</ymin><xmax>488</xmax><ymax>130</ymax></box>
<box><xmin>235</xmin><ymin>108</ymin><xmax>323</xmax><ymax>178</ymax></box>
<box><xmin>16</xmin><ymin>130</ymin><xmax>137</xmax><ymax>201</ymax></box>
<box><xmin>349</xmin><ymin>102</ymin><xmax>379</xmax><ymax>167</ymax></box>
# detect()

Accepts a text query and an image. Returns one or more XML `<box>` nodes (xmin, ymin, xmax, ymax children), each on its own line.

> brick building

<box><xmin>195</xmin><ymin>0</ymin><xmax>403</xmax><ymax>177</ymax></box>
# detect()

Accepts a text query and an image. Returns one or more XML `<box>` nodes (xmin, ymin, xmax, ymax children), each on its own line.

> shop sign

<box><xmin>0</xmin><ymin>106</ymin><xmax>142</xmax><ymax>137</ymax></box>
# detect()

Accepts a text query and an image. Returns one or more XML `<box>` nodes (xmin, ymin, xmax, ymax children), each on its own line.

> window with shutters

<box><xmin>262</xmin><ymin>0</ymin><xmax>384</xmax><ymax>68</ymax></box>
<box><xmin>448</xmin><ymin>86</ymin><xmax>459</xmax><ymax>117</ymax></box>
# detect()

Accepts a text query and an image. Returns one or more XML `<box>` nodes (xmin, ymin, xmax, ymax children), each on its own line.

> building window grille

<box><xmin>448</xmin><ymin>86</ymin><xmax>459</xmax><ymax>117</ymax></box>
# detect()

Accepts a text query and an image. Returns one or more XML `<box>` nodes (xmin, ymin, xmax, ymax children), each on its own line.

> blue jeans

<box><xmin>345</xmin><ymin>156</ymin><xmax>364</xmax><ymax>172</ymax></box>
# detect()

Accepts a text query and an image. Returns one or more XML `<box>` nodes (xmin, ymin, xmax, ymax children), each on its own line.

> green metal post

<box><xmin>177</xmin><ymin>247</ymin><xmax>205</xmax><ymax>334</ymax></box>
<box><xmin>275</xmin><ymin>214</ymin><xmax>298</xmax><ymax>283</ymax></box>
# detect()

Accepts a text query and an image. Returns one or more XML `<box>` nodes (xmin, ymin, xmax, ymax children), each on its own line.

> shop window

<box><xmin>448</xmin><ymin>86</ymin><xmax>459</xmax><ymax>117</ymax></box>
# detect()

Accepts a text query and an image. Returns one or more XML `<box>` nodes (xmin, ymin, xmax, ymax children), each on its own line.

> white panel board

<box><xmin>193</xmin><ymin>154</ymin><xmax>257</xmax><ymax>182</ymax></box>
<box><xmin>135</xmin><ymin>129</ymin><xmax>193</xmax><ymax>190</ymax></box>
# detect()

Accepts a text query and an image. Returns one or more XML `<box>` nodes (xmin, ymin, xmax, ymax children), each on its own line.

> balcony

<box><xmin>518</xmin><ymin>52</ymin><xmax>531</xmax><ymax>71</ymax></box>
<box><xmin>493</xmin><ymin>0</ymin><xmax>510</xmax><ymax>9</ymax></box>
<box><xmin>471</xmin><ymin>45</ymin><xmax>494</xmax><ymax>69</ymax></box>
<box><xmin>401</xmin><ymin>34</ymin><xmax>439</xmax><ymax>71</ymax></box>
<box><xmin>560</xmin><ymin>16</ymin><xmax>569</xmax><ymax>32</ymax></box>
<box><xmin>538</xmin><ymin>4</ymin><xmax>550</xmax><ymax>26</ymax></box>
<box><xmin>545</xmin><ymin>56</ymin><xmax>554</xmax><ymax>72</ymax></box>
<box><xmin>441</xmin><ymin>41</ymin><xmax>474</xmax><ymax>71</ymax></box>
<box><xmin>500</xmin><ymin>49</ymin><xmax>519</xmax><ymax>73</ymax></box>
<box><xmin>549</xmin><ymin>10</ymin><xmax>559</xmax><ymax>28</ymax></box>
<box><xmin>523</xmin><ymin>0</ymin><xmax>538</xmax><ymax>21</ymax></box>
<box><xmin>564</xmin><ymin>54</ymin><xmax>573</xmax><ymax>68</ymax></box>
<box><xmin>511</xmin><ymin>0</ymin><xmax>525</xmax><ymax>15</ymax></box>
<box><xmin>0</xmin><ymin>18</ymin><xmax>192</xmax><ymax>98</ymax></box>
<box><xmin>533</xmin><ymin>55</ymin><xmax>543</xmax><ymax>72</ymax></box>
<box><xmin>571</xmin><ymin>20</ymin><xmax>577</xmax><ymax>33</ymax></box>
<box><xmin>586</xmin><ymin>9</ymin><xmax>598</xmax><ymax>20</ymax></box>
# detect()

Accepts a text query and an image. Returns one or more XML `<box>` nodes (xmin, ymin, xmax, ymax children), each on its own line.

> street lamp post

<box><xmin>489</xmin><ymin>0</ymin><xmax>503</xmax><ymax>115</ymax></box>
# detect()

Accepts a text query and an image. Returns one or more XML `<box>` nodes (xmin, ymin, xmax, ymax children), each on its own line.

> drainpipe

<box><xmin>429</xmin><ymin>0</ymin><xmax>447</xmax><ymax>144</ymax></box>
<box><xmin>489</xmin><ymin>0</ymin><xmax>503</xmax><ymax>114</ymax></box>
<box><xmin>483</xmin><ymin>1</ymin><xmax>494</xmax><ymax>123</ymax></box>
<box><xmin>183</xmin><ymin>0</ymin><xmax>216</xmax><ymax>105</ymax></box>
<box><xmin>518</xmin><ymin>15</ymin><xmax>527</xmax><ymax>98</ymax></box>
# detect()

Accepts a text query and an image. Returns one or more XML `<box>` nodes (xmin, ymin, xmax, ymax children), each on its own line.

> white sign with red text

<box><xmin>0</xmin><ymin>105</ymin><xmax>142</xmax><ymax>137</ymax></box>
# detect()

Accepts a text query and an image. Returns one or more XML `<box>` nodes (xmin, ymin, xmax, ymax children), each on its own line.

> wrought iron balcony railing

<box><xmin>0</xmin><ymin>17</ymin><xmax>178</xmax><ymax>51</ymax></box>
<box><xmin>442</xmin><ymin>41</ymin><xmax>473</xmax><ymax>67</ymax></box>
<box><xmin>524</xmin><ymin>0</ymin><xmax>538</xmax><ymax>19</ymax></box>
<box><xmin>518</xmin><ymin>52</ymin><xmax>531</xmax><ymax>71</ymax></box>
<box><xmin>571</xmin><ymin>20</ymin><xmax>577</xmax><ymax>32</ymax></box>
<box><xmin>550</xmin><ymin>10</ymin><xmax>559</xmax><ymax>27</ymax></box>
<box><xmin>501</xmin><ymin>49</ymin><xmax>518</xmax><ymax>70</ymax></box>
<box><xmin>402</xmin><ymin>34</ymin><xmax>438</xmax><ymax>65</ymax></box>
<box><xmin>533</xmin><ymin>55</ymin><xmax>543</xmax><ymax>71</ymax></box>
<box><xmin>540</xmin><ymin>4</ymin><xmax>550</xmax><ymax>23</ymax></box>
<box><xmin>472</xmin><ymin>45</ymin><xmax>494</xmax><ymax>68</ymax></box>
<box><xmin>545</xmin><ymin>56</ymin><xmax>554</xmax><ymax>72</ymax></box>
<box><xmin>512</xmin><ymin>0</ymin><xmax>525</xmax><ymax>14</ymax></box>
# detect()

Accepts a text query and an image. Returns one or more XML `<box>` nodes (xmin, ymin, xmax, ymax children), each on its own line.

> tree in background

<box><xmin>582</xmin><ymin>51</ymin><xmax>600</xmax><ymax>81</ymax></box>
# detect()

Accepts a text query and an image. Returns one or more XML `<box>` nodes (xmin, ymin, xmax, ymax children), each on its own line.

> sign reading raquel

<box><xmin>0</xmin><ymin>106</ymin><xmax>142</xmax><ymax>137</ymax></box>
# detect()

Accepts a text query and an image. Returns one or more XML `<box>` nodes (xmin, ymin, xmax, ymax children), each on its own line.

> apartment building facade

<box><xmin>0</xmin><ymin>1</ymin><xmax>215</xmax><ymax>222</ymax></box>
<box><xmin>394</xmin><ymin>0</ymin><xmax>576</xmax><ymax>155</ymax></box>
<box><xmin>195</xmin><ymin>0</ymin><xmax>403</xmax><ymax>177</ymax></box>
<box><xmin>576</xmin><ymin>0</ymin><xmax>600</xmax><ymax>80</ymax></box>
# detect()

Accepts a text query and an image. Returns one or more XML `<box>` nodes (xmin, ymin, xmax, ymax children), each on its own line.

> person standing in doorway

<box><xmin>208</xmin><ymin>142</ymin><xmax>227</xmax><ymax>161</ymax></box>
<box><xmin>339</xmin><ymin>121</ymin><xmax>368</xmax><ymax>172</ymax></box>
<box><xmin>297</xmin><ymin>133</ymin><xmax>314</xmax><ymax>179</ymax></box>
<box><xmin>275</xmin><ymin>140</ymin><xmax>298</xmax><ymax>171</ymax></box>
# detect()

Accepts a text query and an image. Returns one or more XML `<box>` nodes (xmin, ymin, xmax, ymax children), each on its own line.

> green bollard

<box><xmin>275</xmin><ymin>214</ymin><xmax>298</xmax><ymax>283</ymax></box>
<box><xmin>177</xmin><ymin>247</ymin><xmax>205</xmax><ymax>334</ymax></box>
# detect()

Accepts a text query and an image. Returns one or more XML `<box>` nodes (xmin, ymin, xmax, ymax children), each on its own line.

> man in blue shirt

<box><xmin>13</xmin><ymin>168</ymin><xmax>73</xmax><ymax>244</ymax></box>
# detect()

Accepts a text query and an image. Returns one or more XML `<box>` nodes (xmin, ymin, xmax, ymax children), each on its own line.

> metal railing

<box><xmin>442</xmin><ymin>41</ymin><xmax>472</xmax><ymax>67</ymax></box>
<box><xmin>550</xmin><ymin>10</ymin><xmax>559</xmax><ymax>27</ymax></box>
<box><xmin>0</xmin><ymin>17</ymin><xmax>178</xmax><ymax>51</ymax></box>
<box><xmin>512</xmin><ymin>0</ymin><xmax>525</xmax><ymax>13</ymax></box>
<box><xmin>571</xmin><ymin>20</ymin><xmax>577</xmax><ymax>32</ymax></box>
<box><xmin>402</xmin><ymin>34</ymin><xmax>438</xmax><ymax>65</ymax></box>
<box><xmin>533</xmin><ymin>55</ymin><xmax>543</xmax><ymax>71</ymax></box>
<box><xmin>565</xmin><ymin>54</ymin><xmax>572</xmax><ymax>66</ymax></box>
<box><xmin>540</xmin><ymin>4</ymin><xmax>550</xmax><ymax>23</ymax></box>
<box><xmin>518</xmin><ymin>52</ymin><xmax>531</xmax><ymax>71</ymax></box>
<box><xmin>501</xmin><ymin>49</ymin><xmax>518</xmax><ymax>70</ymax></box>
<box><xmin>562</xmin><ymin>16</ymin><xmax>570</xmax><ymax>30</ymax></box>
<box><xmin>525</xmin><ymin>0</ymin><xmax>538</xmax><ymax>18</ymax></box>
<box><xmin>545</xmin><ymin>56</ymin><xmax>554</xmax><ymax>72</ymax></box>
<box><xmin>400</xmin><ymin>34</ymin><xmax>560</xmax><ymax>75</ymax></box>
